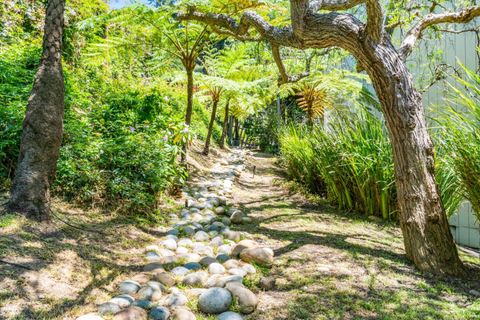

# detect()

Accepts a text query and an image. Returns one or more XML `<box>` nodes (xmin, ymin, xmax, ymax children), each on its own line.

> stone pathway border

<box><xmin>77</xmin><ymin>149</ymin><xmax>273</xmax><ymax>320</ymax></box>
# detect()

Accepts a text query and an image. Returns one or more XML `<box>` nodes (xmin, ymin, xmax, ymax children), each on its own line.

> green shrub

<box><xmin>0</xmin><ymin>42</ymin><xmax>40</xmax><ymax>188</ymax></box>
<box><xmin>280</xmin><ymin>104</ymin><xmax>464</xmax><ymax>220</ymax></box>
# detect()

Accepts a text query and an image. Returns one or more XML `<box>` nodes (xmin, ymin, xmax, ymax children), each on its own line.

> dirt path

<box><xmin>232</xmin><ymin>151</ymin><xmax>480</xmax><ymax>320</ymax></box>
<box><xmin>1</xmin><ymin>149</ymin><xmax>479</xmax><ymax>320</ymax></box>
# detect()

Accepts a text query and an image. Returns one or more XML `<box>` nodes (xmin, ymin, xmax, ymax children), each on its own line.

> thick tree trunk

<box><xmin>361</xmin><ymin>40</ymin><xmax>464</xmax><ymax>275</ymax></box>
<box><xmin>181</xmin><ymin>68</ymin><xmax>194</xmax><ymax>163</ymax></box>
<box><xmin>178</xmin><ymin>0</ymin><xmax>479</xmax><ymax>275</ymax></box>
<box><xmin>7</xmin><ymin>0</ymin><xmax>65</xmax><ymax>221</ymax></box>
<box><xmin>219</xmin><ymin>99</ymin><xmax>230</xmax><ymax>149</ymax></box>
<box><xmin>203</xmin><ymin>98</ymin><xmax>219</xmax><ymax>155</ymax></box>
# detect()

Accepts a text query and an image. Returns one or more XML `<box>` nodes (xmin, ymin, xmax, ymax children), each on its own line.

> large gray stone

<box><xmin>198</xmin><ymin>288</ymin><xmax>232</xmax><ymax>314</ymax></box>
<box><xmin>240</xmin><ymin>247</ymin><xmax>274</xmax><ymax>266</ymax></box>
<box><xmin>217</xmin><ymin>311</ymin><xmax>243</xmax><ymax>320</ymax></box>
<box><xmin>231</xmin><ymin>240</ymin><xmax>258</xmax><ymax>258</ymax></box>
<box><xmin>119</xmin><ymin>280</ymin><xmax>141</xmax><ymax>294</ymax></box>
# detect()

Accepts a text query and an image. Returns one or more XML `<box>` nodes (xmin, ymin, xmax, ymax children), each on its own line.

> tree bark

<box><xmin>359</xmin><ymin>40</ymin><xmax>464</xmax><ymax>275</ymax></box>
<box><xmin>219</xmin><ymin>98</ymin><xmax>230</xmax><ymax>149</ymax></box>
<box><xmin>177</xmin><ymin>0</ymin><xmax>477</xmax><ymax>275</ymax></box>
<box><xmin>181</xmin><ymin>68</ymin><xmax>194</xmax><ymax>163</ymax></box>
<box><xmin>234</xmin><ymin>117</ymin><xmax>240</xmax><ymax>146</ymax></box>
<box><xmin>7</xmin><ymin>0</ymin><xmax>65</xmax><ymax>221</ymax></box>
<box><xmin>203</xmin><ymin>98</ymin><xmax>219</xmax><ymax>155</ymax></box>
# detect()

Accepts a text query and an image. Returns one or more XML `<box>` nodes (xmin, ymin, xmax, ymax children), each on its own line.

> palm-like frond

<box><xmin>296</xmin><ymin>83</ymin><xmax>333</xmax><ymax>123</ymax></box>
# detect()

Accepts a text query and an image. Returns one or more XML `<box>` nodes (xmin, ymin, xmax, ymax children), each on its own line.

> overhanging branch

<box><xmin>177</xmin><ymin>8</ymin><xmax>294</xmax><ymax>46</ymax></box>
<box><xmin>399</xmin><ymin>6</ymin><xmax>480</xmax><ymax>59</ymax></box>
<box><xmin>272</xmin><ymin>44</ymin><xmax>309</xmax><ymax>85</ymax></box>
<box><xmin>309</xmin><ymin>0</ymin><xmax>366</xmax><ymax>12</ymax></box>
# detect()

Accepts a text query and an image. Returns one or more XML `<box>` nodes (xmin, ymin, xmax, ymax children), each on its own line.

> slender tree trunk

<box><xmin>219</xmin><ymin>99</ymin><xmax>230</xmax><ymax>149</ymax></box>
<box><xmin>234</xmin><ymin>118</ymin><xmax>239</xmax><ymax>145</ymax></box>
<box><xmin>7</xmin><ymin>0</ymin><xmax>65</xmax><ymax>221</ymax></box>
<box><xmin>181</xmin><ymin>68</ymin><xmax>194</xmax><ymax>163</ymax></box>
<box><xmin>203</xmin><ymin>98</ymin><xmax>219</xmax><ymax>155</ymax></box>
<box><xmin>276</xmin><ymin>95</ymin><xmax>282</xmax><ymax>129</ymax></box>
<box><xmin>228</xmin><ymin>116</ymin><xmax>233</xmax><ymax>145</ymax></box>
<box><xmin>361</xmin><ymin>41</ymin><xmax>464</xmax><ymax>275</ymax></box>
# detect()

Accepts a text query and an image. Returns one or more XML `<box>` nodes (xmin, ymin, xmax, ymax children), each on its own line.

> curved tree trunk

<box><xmin>219</xmin><ymin>98</ymin><xmax>230</xmax><ymax>149</ymax></box>
<box><xmin>181</xmin><ymin>68</ymin><xmax>194</xmax><ymax>163</ymax></box>
<box><xmin>360</xmin><ymin>40</ymin><xmax>464</xmax><ymax>275</ymax></box>
<box><xmin>178</xmin><ymin>0</ymin><xmax>475</xmax><ymax>274</ymax></box>
<box><xmin>7</xmin><ymin>0</ymin><xmax>65</xmax><ymax>221</ymax></box>
<box><xmin>203</xmin><ymin>98</ymin><xmax>219</xmax><ymax>155</ymax></box>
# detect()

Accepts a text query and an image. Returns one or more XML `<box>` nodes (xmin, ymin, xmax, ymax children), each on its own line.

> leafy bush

<box><xmin>0</xmin><ymin>43</ymin><xmax>40</xmax><ymax>189</ymax></box>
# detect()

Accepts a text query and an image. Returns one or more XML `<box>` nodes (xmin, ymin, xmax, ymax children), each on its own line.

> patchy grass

<box><xmin>0</xmin><ymin>201</ymin><xmax>180</xmax><ymax>319</ymax></box>
<box><xmin>231</xmin><ymin>151</ymin><xmax>480</xmax><ymax>320</ymax></box>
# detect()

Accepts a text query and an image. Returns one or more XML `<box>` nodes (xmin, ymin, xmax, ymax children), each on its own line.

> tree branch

<box><xmin>309</xmin><ymin>0</ymin><xmax>365</xmax><ymax>12</ymax></box>
<box><xmin>365</xmin><ymin>0</ymin><xmax>384</xmax><ymax>42</ymax></box>
<box><xmin>272</xmin><ymin>44</ymin><xmax>309</xmax><ymax>85</ymax></box>
<box><xmin>399</xmin><ymin>6</ymin><xmax>480</xmax><ymax>59</ymax></box>
<box><xmin>177</xmin><ymin>7</ymin><xmax>295</xmax><ymax>46</ymax></box>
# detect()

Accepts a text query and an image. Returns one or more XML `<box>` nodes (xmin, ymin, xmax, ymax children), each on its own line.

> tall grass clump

<box><xmin>436</xmin><ymin>65</ymin><xmax>480</xmax><ymax>220</ymax></box>
<box><xmin>279</xmin><ymin>102</ymin><xmax>468</xmax><ymax>220</ymax></box>
<box><xmin>279</xmin><ymin>106</ymin><xmax>397</xmax><ymax>219</ymax></box>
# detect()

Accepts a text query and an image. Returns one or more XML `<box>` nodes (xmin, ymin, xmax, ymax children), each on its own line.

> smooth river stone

<box><xmin>149</xmin><ymin>306</ymin><xmax>170</xmax><ymax>320</ymax></box>
<box><xmin>209</xmin><ymin>236</ymin><xmax>224</xmax><ymax>247</ymax></box>
<box><xmin>171</xmin><ymin>307</ymin><xmax>196</xmax><ymax>320</ymax></box>
<box><xmin>231</xmin><ymin>240</ymin><xmax>258</xmax><ymax>257</ymax></box>
<box><xmin>182</xmin><ymin>271</ymin><xmax>208</xmax><ymax>287</ymax></box>
<box><xmin>240</xmin><ymin>247</ymin><xmax>274</xmax><ymax>266</ymax></box>
<box><xmin>217</xmin><ymin>245</ymin><xmax>232</xmax><ymax>255</ymax></box>
<box><xmin>218</xmin><ymin>311</ymin><xmax>244</xmax><ymax>320</ymax></box>
<box><xmin>177</xmin><ymin>238</ymin><xmax>193</xmax><ymax>247</ymax></box>
<box><xmin>208</xmin><ymin>263</ymin><xmax>226</xmax><ymax>274</ymax></box>
<box><xmin>197</xmin><ymin>287</ymin><xmax>232</xmax><ymax>314</ymax></box>
<box><xmin>199</xmin><ymin>256</ymin><xmax>217</xmax><ymax>267</ymax></box>
<box><xmin>153</xmin><ymin>271</ymin><xmax>176</xmax><ymax>287</ymax></box>
<box><xmin>161</xmin><ymin>238</ymin><xmax>177</xmax><ymax>250</ymax></box>
<box><xmin>176</xmin><ymin>247</ymin><xmax>189</xmax><ymax>255</ymax></box>
<box><xmin>119</xmin><ymin>280</ymin><xmax>141</xmax><ymax>294</ymax></box>
<box><xmin>184</xmin><ymin>262</ymin><xmax>202</xmax><ymax>270</ymax></box>
<box><xmin>194</xmin><ymin>231</ymin><xmax>210</xmax><ymax>242</ymax></box>
<box><xmin>171</xmin><ymin>266</ymin><xmax>191</xmax><ymax>277</ymax></box>
<box><xmin>113</xmin><ymin>306</ymin><xmax>148</xmax><ymax>320</ymax></box>
<box><xmin>98</xmin><ymin>302</ymin><xmax>121</xmax><ymax>315</ymax></box>
<box><xmin>109</xmin><ymin>294</ymin><xmax>134</xmax><ymax>308</ymax></box>
<box><xmin>225</xmin><ymin>282</ymin><xmax>258</xmax><ymax>314</ymax></box>
<box><xmin>76</xmin><ymin>314</ymin><xmax>103</xmax><ymax>320</ymax></box>
<box><xmin>162</xmin><ymin>292</ymin><xmax>188</xmax><ymax>307</ymax></box>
